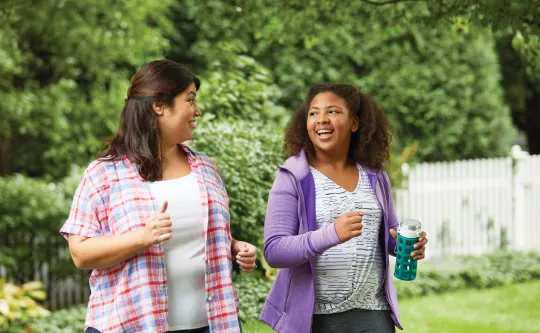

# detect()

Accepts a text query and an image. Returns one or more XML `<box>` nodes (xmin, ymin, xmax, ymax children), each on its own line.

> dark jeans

<box><xmin>85</xmin><ymin>329</ymin><xmax>101</xmax><ymax>333</ymax></box>
<box><xmin>312</xmin><ymin>309</ymin><xmax>395</xmax><ymax>333</ymax></box>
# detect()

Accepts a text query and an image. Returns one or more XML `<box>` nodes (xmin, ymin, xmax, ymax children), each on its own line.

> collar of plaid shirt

<box><xmin>61</xmin><ymin>145</ymin><xmax>241</xmax><ymax>333</ymax></box>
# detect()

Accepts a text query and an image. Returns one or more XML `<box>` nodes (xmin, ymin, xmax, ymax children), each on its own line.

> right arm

<box><xmin>263</xmin><ymin>170</ymin><xmax>342</xmax><ymax>268</ymax></box>
<box><xmin>61</xmin><ymin>166</ymin><xmax>171</xmax><ymax>270</ymax></box>
<box><xmin>68</xmin><ymin>201</ymin><xmax>171</xmax><ymax>270</ymax></box>
<box><xmin>68</xmin><ymin>232</ymin><xmax>146</xmax><ymax>270</ymax></box>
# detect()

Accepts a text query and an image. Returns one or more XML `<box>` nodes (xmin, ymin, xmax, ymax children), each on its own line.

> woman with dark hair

<box><xmin>61</xmin><ymin>59</ymin><xmax>255</xmax><ymax>333</ymax></box>
<box><xmin>260</xmin><ymin>83</ymin><xmax>428</xmax><ymax>333</ymax></box>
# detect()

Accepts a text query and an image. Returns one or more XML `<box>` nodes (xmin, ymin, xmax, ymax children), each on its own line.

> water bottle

<box><xmin>394</xmin><ymin>219</ymin><xmax>423</xmax><ymax>281</ymax></box>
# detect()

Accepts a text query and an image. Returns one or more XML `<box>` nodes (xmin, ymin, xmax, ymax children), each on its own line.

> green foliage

<box><xmin>235</xmin><ymin>251</ymin><xmax>540</xmax><ymax>322</ymax></box>
<box><xmin>420</xmin><ymin>0</ymin><xmax>540</xmax><ymax>36</ymax></box>
<box><xmin>191</xmin><ymin>120</ymin><xmax>284</xmax><ymax>246</ymax></box>
<box><xmin>0</xmin><ymin>0</ymin><xmax>172</xmax><ymax>179</ymax></box>
<box><xmin>26</xmin><ymin>305</ymin><xmax>86</xmax><ymax>333</ymax></box>
<box><xmin>174</xmin><ymin>1</ymin><xmax>515</xmax><ymax>162</ymax></box>
<box><xmin>396</xmin><ymin>251</ymin><xmax>540</xmax><ymax>298</ymax></box>
<box><xmin>234</xmin><ymin>273</ymin><xmax>273</xmax><ymax>321</ymax></box>
<box><xmin>197</xmin><ymin>55</ymin><xmax>289</xmax><ymax>127</ymax></box>
<box><xmin>0</xmin><ymin>175</ymin><xmax>79</xmax><ymax>287</ymax></box>
<box><xmin>0</xmin><ymin>280</ymin><xmax>50</xmax><ymax>333</ymax></box>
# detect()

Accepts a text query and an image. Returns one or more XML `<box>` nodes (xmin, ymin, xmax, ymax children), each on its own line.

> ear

<box><xmin>351</xmin><ymin>116</ymin><xmax>360</xmax><ymax>133</ymax></box>
<box><xmin>152</xmin><ymin>102</ymin><xmax>164</xmax><ymax>116</ymax></box>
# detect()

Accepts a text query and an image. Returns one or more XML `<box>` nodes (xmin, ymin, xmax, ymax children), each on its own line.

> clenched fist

<box><xmin>334</xmin><ymin>211</ymin><xmax>363</xmax><ymax>242</ymax></box>
<box><xmin>139</xmin><ymin>201</ymin><xmax>173</xmax><ymax>247</ymax></box>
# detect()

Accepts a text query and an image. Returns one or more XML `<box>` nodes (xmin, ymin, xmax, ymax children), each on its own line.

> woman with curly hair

<box><xmin>260</xmin><ymin>83</ymin><xmax>428</xmax><ymax>333</ymax></box>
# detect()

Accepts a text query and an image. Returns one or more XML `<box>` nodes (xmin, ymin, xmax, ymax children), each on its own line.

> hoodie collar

<box><xmin>280</xmin><ymin>149</ymin><xmax>378</xmax><ymax>180</ymax></box>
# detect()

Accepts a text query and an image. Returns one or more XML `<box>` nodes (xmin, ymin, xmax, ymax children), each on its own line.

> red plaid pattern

<box><xmin>60</xmin><ymin>146</ymin><xmax>240</xmax><ymax>333</ymax></box>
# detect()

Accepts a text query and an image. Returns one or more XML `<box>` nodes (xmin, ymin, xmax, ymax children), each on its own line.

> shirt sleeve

<box><xmin>60</xmin><ymin>165</ymin><xmax>106</xmax><ymax>240</ymax></box>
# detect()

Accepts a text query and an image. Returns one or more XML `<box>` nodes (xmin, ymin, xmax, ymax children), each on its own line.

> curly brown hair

<box><xmin>283</xmin><ymin>83</ymin><xmax>393</xmax><ymax>170</ymax></box>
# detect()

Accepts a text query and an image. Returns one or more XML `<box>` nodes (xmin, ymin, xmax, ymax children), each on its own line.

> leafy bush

<box><xmin>395</xmin><ymin>251</ymin><xmax>540</xmax><ymax>297</ymax></box>
<box><xmin>26</xmin><ymin>305</ymin><xmax>86</xmax><ymax>333</ymax></box>
<box><xmin>234</xmin><ymin>273</ymin><xmax>273</xmax><ymax>321</ymax></box>
<box><xmin>0</xmin><ymin>176</ymin><xmax>75</xmax><ymax>285</ymax></box>
<box><xmin>0</xmin><ymin>280</ymin><xmax>49</xmax><ymax>333</ymax></box>
<box><xmin>0</xmin><ymin>171</ymin><xmax>89</xmax><ymax>300</ymax></box>
<box><xmin>192</xmin><ymin>120</ymin><xmax>284</xmax><ymax>247</ymax></box>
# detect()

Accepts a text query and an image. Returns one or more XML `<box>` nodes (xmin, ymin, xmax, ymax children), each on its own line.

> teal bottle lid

<box><xmin>398</xmin><ymin>219</ymin><xmax>423</xmax><ymax>238</ymax></box>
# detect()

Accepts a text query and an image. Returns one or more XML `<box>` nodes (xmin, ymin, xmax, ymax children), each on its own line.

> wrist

<box><xmin>231</xmin><ymin>239</ymin><xmax>239</xmax><ymax>257</ymax></box>
<box><xmin>134</xmin><ymin>229</ymin><xmax>148</xmax><ymax>249</ymax></box>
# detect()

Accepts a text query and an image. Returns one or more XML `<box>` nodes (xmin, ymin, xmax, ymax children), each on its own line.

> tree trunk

<box><xmin>0</xmin><ymin>135</ymin><xmax>11</xmax><ymax>176</ymax></box>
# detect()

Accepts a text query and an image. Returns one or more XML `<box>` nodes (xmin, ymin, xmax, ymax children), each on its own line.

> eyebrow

<box><xmin>310</xmin><ymin>105</ymin><xmax>343</xmax><ymax>110</ymax></box>
<box><xmin>186</xmin><ymin>91</ymin><xmax>197</xmax><ymax>97</ymax></box>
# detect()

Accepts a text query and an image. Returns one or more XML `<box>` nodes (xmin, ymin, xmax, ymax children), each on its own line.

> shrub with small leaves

<box><xmin>26</xmin><ymin>305</ymin><xmax>86</xmax><ymax>333</ymax></box>
<box><xmin>192</xmin><ymin>119</ymin><xmax>285</xmax><ymax>247</ymax></box>
<box><xmin>0</xmin><ymin>280</ymin><xmax>50</xmax><ymax>332</ymax></box>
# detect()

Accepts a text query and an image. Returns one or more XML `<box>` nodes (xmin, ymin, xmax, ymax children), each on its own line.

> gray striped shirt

<box><xmin>312</xmin><ymin>164</ymin><xmax>389</xmax><ymax>314</ymax></box>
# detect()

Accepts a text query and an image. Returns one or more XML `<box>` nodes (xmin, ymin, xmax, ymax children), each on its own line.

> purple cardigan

<box><xmin>259</xmin><ymin>150</ymin><xmax>403</xmax><ymax>332</ymax></box>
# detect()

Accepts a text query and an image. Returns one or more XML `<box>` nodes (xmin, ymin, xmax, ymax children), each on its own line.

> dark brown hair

<box><xmin>283</xmin><ymin>83</ymin><xmax>393</xmax><ymax>170</ymax></box>
<box><xmin>100</xmin><ymin>59</ymin><xmax>200</xmax><ymax>181</ymax></box>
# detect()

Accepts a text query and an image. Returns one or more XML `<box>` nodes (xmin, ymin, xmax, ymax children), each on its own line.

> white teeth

<box><xmin>317</xmin><ymin>129</ymin><xmax>333</xmax><ymax>135</ymax></box>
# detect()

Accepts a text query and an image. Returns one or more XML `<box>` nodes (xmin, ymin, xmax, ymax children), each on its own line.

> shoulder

<box><xmin>83</xmin><ymin>159</ymin><xmax>110</xmax><ymax>184</ymax></box>
<box><xmin>83</xmin><ymin>157</ymin><xmax>133</xmax><ymax>189</ymax></box>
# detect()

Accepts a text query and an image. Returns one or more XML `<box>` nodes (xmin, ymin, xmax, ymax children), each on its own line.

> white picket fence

<box><xmin>395</xmin><ymin>147</ymin><xmax>540</xmax><ymax>259</ymax></box>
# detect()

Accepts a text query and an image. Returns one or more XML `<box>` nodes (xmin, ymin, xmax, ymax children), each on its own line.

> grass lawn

<box><xmin>242</xmin><ymin>280</ymin><xmax>540</xmax><ymax>333</ymax></box>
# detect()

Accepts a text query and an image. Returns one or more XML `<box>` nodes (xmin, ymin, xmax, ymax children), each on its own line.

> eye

<box><xmin>189</xmin><ymin>98</ymin><xmax>196</xmax><ymax>104</ymax></box>
<box><xmin>308</xmin><ymin>111</ymin><xmax>317</xmax><ymax>116</ymax></box>
<box><xmin>329</xmin><ymin>109</ymin><xmax>339</xmax><ymax>114</ymax></box>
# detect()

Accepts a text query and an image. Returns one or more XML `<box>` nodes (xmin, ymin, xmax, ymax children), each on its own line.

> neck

<box><xmin>311</xmin><ymin>149</ymin><xmax>351</xmax><ymax>170</ymax></box>
<box><xmin>160</xmin><ymin>142</ymin><xmax>181</xmax><ymax>162</ymax></box>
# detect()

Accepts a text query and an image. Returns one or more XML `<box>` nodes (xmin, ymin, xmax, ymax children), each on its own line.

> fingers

<box><xmin>347</xmin><ymin>215</ymin><xmax>363</xmax><ymax>224</ymax></box>
<box><xmin>155</xmin><ymin>213</ymin><xmax>171</xmax><ymax>221</ymax></box>
<box><xmin>350</xmin><ymin>221</ymin><xmax>363</xmax><ymax>231</ymax></box>
<box><xmin>236</xmin><ymin>256</ymin><xmax>256</xmax><ymax>265</ymax></box>
<box><xmin>237</xmin><ymin>259</ymin><xmax>256</xmax><ymax>272</ymax></box>
<box><xmin>412</xmin><ymin>235</ymin><xmax>428</xmax><ymax>260</ymax></box>
<box><xmin>344</xmin><ymin>211</ymin><xmax>363</xmax><ymax>218</ymax></box>
<box><xmin>158</xmin><ymin>232</ymin><xmax>172</xmax><ymax>243</ymax></box>
<box><xmin>411</xmin><ymin>248</ymin><xmax>426</xmax><ymax>260</ymax></box>
<box><xmin>159</xmin><ymin>200</ymin><xmax>168</xmax><ymax>213</ymax></box>
<box><xmin>151</xmin><ymin>218</ymin><xmax>172</xmax><ymax>229</ymax></box>
<box><xmin>413</xmin><ymin>237</ymin><xmax>428</xmax><ymax>249</ymax></box>
<box><xmin>389</xmin><ymin>229</ymin><xmax>398</xmax><ymax>241</ymax></box>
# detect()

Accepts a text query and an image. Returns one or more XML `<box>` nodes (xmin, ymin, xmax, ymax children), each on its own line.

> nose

<box><xmin>316</xmin><ymin>112</ymin><xmax>329</xmax><ymax>124</ymax></box>
<box><xmin>194</xmin><ymin>104</ymin><xmax>201</xmax><ymax>117</ymax></box>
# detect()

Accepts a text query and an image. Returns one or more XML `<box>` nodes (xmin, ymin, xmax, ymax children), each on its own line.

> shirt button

<box><xmin>208</xmin><ymin>295</ymin><xmax>213</xmax><ymax>301</ymax></box>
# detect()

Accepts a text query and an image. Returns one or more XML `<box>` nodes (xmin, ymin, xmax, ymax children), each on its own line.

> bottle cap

<box><xmin>398</xmin><ymin>219</ymin><xmax>423</xmax><ymax>238</ymax></box>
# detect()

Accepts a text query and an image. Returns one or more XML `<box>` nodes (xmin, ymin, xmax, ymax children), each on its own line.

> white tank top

<box><xmin>148</xmin><ymin>173</ymin><xmax>207</xmax><ymax>330</ymax></box>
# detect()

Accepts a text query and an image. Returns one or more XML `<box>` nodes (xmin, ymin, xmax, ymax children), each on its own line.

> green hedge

<box><xmin>395</xmin><ymin>251</ymin><xmax>540</xmax><ymax>298</ymax></box>
<box><xmin>236</xmin><ymin>251</ymin><xmax>540</xmax><ymax>321</ymax></box>
<box><xmin>25</xmin><ymin>305</ymin><xmax>86</xmax><ymax>333</ymax></box>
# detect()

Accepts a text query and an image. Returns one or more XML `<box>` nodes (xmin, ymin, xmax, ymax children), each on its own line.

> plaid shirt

<box><xmin>60</xmin><ymin>146</ymin><xmax>241</xmax><ymax>333</ymax></box>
